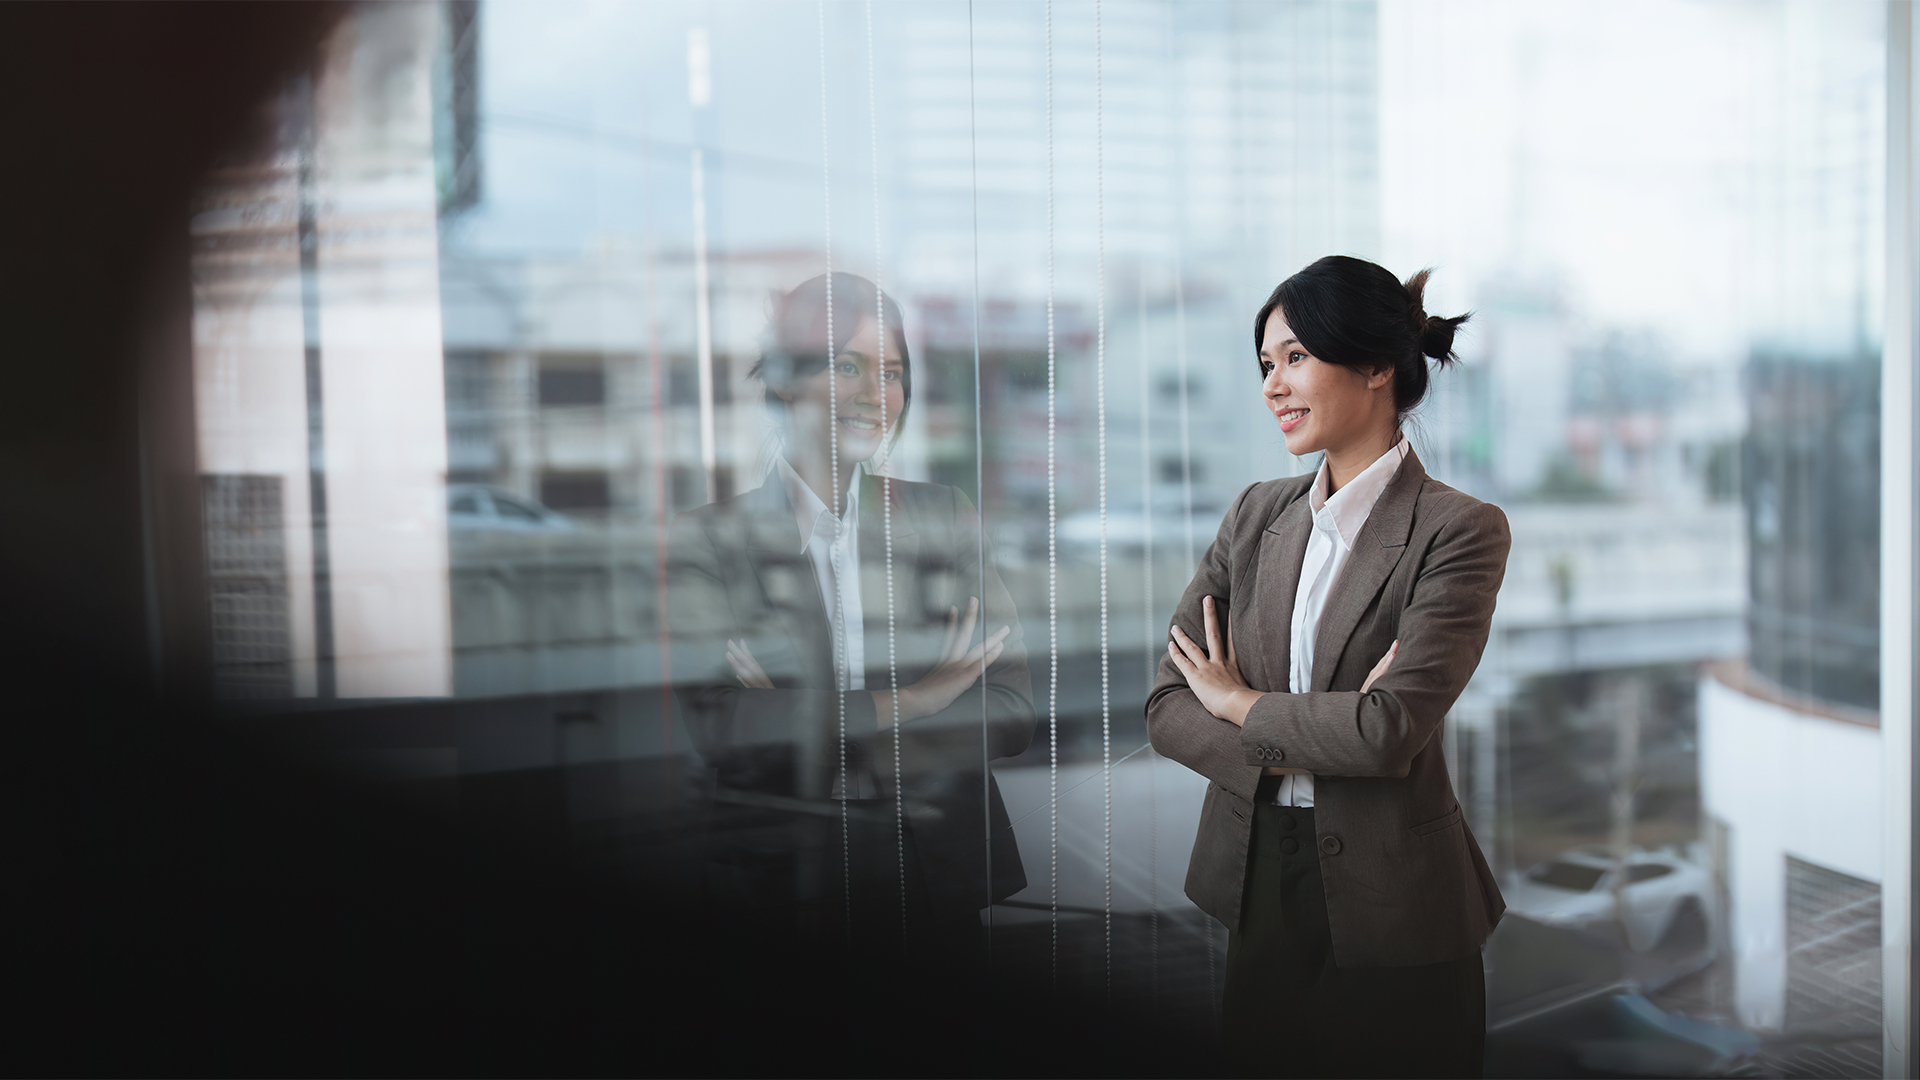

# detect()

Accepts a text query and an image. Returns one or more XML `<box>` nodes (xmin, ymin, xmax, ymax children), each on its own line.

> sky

<box><xmin>1378</xmin><ymin>0</ymin><xmax>1884</xmax><ymax>361</ymax></box>
<box><xmin>448</xmin><ymin>0</ymin><xmax>1887</xmax><ymax>366</ymax></box>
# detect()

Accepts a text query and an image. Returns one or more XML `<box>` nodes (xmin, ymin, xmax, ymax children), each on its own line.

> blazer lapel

<box><xmin>1248</xmin><ymin>488</ymin><xmax>1313</xmax><ymax>693</ymax></box>
<box><xmin>856</xmin><ymin>470</ymin><xmax>920</xmax><ymax>569</ymax></box>
<box><xmin>1310</xmin><ymin>449</ymin><xmax>1426</xmax><ymax>692</ymax></box>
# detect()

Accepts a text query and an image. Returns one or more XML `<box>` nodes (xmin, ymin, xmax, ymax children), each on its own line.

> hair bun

<box><xmin>1419</xmin><ymin>314</ymin><xmax>1466</xmax><ymax>365</ymax></box>
<box><xmin>1403</xmin><ymin>267</ymin><xmax>1469</xmax><ymax>367</ymax></box>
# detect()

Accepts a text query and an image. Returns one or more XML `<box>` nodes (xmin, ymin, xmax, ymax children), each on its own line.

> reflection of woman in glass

<box><xmin>667</xmin><ymin>272</ymin><xmax>1034</xmax><ymax>955</ymax></box>
<box><xmin>1149</xmin><ymin>257</ymin><xmax>1507</xmax><ymax>1077</ymax></box>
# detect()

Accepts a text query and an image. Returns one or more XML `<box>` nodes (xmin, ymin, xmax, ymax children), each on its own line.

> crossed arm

<box><xmin>670</xmin><ymin>486</ymin><xmax>1036</xmax><ymax>774</ymax></box>
<box><xmin>726</xmin><ymin>595</ymin><xmax>1011</xmax><ymax>728</ymax></box>
<box><xmin>1163</xmin><ymin>593</ymin><xmax>1396</xmax><ymax>774</ymax></box>
<box><xmin>1146</xmin><ymin>492</ymin><xmax>1509</xmax><ymax>796</ymax></box>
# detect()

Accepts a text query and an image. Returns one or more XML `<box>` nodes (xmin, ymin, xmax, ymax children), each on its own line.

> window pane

<box><xmin>180</xmin><ymin>0</ymin><xmax>1896</xmax><ymax>1066</ymax></box>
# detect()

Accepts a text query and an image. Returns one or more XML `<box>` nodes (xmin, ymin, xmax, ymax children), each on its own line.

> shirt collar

<box><xmin>775</xmin><ymin>457</ymin><xmax>861</xmax><ymax>555</ymax></box>
<box><xmin>1308</xmin><ymin>435</ymin><xmax>1410</xmax><ymax>548</ymax></box>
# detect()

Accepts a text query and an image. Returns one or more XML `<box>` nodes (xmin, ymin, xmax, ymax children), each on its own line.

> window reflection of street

<box><xmin>177</xmin><ymin>1</ymin><xmax>1899</xmax><ymax>1073</ymax></box>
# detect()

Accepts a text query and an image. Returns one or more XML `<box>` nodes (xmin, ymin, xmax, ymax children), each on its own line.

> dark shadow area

<box><xmin>0</xmin><ymin>6</ymin><xmax>1204</xmax><ymax>1074</ymax></box>
<box><xmin>76</xmin><ymin>695</ymin><xmax>1218</xmax><ymax>1076</ymax></box>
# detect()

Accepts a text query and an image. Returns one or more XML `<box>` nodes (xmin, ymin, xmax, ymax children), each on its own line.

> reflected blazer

<box><xmin>666</xmin><ymin>472</ymin><xmax>1036</xmax><ymax>919</ymax></box>
<box><xmin>1146</xmin><ymin>449</ymin><xmax>1509</xmax><ymax>968</ymax></box>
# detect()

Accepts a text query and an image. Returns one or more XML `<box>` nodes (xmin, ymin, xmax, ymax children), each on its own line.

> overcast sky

<box><xmin>450</xmin><ymin>0</ymin><xmax>1887</xmax><ymax>365</ymax></box>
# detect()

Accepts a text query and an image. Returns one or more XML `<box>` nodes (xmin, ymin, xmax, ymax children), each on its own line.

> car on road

<box><xmin>448</xmin><ymin>484</ymin><xmax>578</xmax><ymax>533</ymax></box>
<box><xmin>1504</xmin><ymin>846</ymin><xmax>1712</xmax><ymax>953</ymax></box>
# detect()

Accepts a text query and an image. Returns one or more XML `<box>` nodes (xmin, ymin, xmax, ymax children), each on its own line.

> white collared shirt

<box><xmin>774</xmin><ymin>458</ymin><xmax>875</xmax><ymax>799</ymax></box>
<box><xmin>776</xmin><ymin>457</ymin><xmax>865</xmax><ymax>692</ymax></box>
<box><xmin>1275</xmin><ymin>435</ymin><xmax>1411</xmax><ymax>807</ymax></box>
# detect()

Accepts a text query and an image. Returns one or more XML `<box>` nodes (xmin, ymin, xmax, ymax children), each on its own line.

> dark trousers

<box><xmin>1221</xmin><ymin>785</ymin><xmax>1485</xmax><ymax>1078</ymax></box>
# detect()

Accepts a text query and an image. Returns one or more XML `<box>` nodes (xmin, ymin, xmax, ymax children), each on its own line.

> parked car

<box><xmin>447</xmin><ymin>484</ymin><xmax>577</xmax><ymax>532</ymax></box>
<box><xmin>1504</xmin><ymin>846</ymin><xmax>1712</xmax><ymax>953</ymax></box>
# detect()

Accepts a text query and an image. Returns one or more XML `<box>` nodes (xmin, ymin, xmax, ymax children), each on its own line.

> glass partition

<box><xmin>183</xmin><ymin>0</ymin><xmax>1896</xmax><ymax>1071</ymax></box>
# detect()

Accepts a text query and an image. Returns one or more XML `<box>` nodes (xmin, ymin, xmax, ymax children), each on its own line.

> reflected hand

<box><xmin>874</xmin><ymin>597</ymin><xmax>1010</xmax><ymax>727</ymax></box>
<box><xmin>726</xmin><ymin>639</ymin><xmax>775</xmax><ymax>689</ymax></box>
<box><xmin>1167</xmin><ymin>595</ymin><xmax>1261</xmax><ymax>726</ymax></box>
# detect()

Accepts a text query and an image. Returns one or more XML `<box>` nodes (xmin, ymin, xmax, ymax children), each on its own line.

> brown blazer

<box><xmin>1146</xmin><ymin>449</ymin><xmax>1509</xmax><ymax>968</ymax></box>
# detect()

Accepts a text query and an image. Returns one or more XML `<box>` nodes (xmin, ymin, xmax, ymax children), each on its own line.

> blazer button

<box><xmin>1320</xmin><ymin>835</ymin><xmax>1342</xmax><ymax>856</ymax></box>
<box><xmin>1273</xmin><ymin>749</ymin><xmax>1285</xmax><ymax>762</ymax></box>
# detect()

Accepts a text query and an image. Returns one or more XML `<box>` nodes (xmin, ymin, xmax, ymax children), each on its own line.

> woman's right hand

<box><xmin>873</xmin><ymin>597</ymin><xmax>1010</xmax><ymax>727</ymax></box>
<box><xmin>1362</xmin><ymin>640</ymin><xmax>1398</xmax><ymax>693</ymax></box>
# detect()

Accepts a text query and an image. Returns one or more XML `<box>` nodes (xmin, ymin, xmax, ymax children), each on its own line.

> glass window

<box><xmin>1628</xmin><ymin>864</ymin><xmax>1676</xmax><ymax>885</ymax></box>
<box><xmin>536</xmin><ymin>358</ymin><xmax>606</xmax><ymax>407</ymax></box>
<box><xmin>1529</xmin><ymin>861</ymin><xmax>1607</xmax><ymax>893</ymax></box>
<box><xmin>180</xmin><ymin>0</ymin><xmax>1902</xmax><ymax>1068</ymax></box>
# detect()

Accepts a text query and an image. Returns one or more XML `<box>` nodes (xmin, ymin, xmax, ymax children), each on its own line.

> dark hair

<box><xmin>749</xmin><ymin>271</ymin><xmax>913</xmax><ymax>437</ymax></box>
<box><xmin>1254</xmin><ymin>255</ymin><xmax>1469</xmax><ymax>418</ymax></box>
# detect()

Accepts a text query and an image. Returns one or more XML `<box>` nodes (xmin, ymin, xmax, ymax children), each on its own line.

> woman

<box><xmin>1148</xmin><ymin>256</ymin><xmax>1508</xmax><ymax>1077</ymax></box>
<box><xmin>666</xmin><ymin>272</ymin><xmax>1035</xmax><ymax>956</ymax></box>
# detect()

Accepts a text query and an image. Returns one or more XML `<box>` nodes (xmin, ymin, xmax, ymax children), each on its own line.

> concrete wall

<box><xmin>1699</xmin><ymin>670</ymin><xmax>1882</xmax><ymax>1030</ymax></box>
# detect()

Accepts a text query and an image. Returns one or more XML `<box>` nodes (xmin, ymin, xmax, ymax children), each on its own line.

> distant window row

<box><xmin>444</xmin><ymin>351</ymin><xmax>737</xmax><ymax>411</ymax></box>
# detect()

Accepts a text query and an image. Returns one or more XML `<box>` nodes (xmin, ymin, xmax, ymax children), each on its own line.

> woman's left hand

<box><xmin>726</xmin><ymin>639</ymin><xmax>776</xmax><ymax>689</ymax></box>
<box><xmin>1167</xmin><ymin>595</ymin><xmax>1263</xmax><ymax>726</ymax></box>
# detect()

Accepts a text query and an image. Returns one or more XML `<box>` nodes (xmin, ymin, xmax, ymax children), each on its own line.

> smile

<box><xmin>840</xmin><ymin>416</ymin><xmax>881</xmax><ymax>432</ymax></box>
<box><xmin>1277</xmin><ymin>408</ymin><xmax>1308</xmax><ymax>432</ymax></box>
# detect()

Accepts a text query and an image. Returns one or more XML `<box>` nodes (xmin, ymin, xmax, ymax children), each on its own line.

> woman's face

<box><xmin>1258</xmin><ymin>307</ymin><xmax>1391</xmax><ymax>459</ymax></box>
<box><xmin>780</xmin><ymin>315</ymin><xmax>907</xmax><ymax>470</ymax></box>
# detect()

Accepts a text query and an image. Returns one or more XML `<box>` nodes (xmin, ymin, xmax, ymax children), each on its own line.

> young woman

<box><xmin>1148</xmin><ymin>256</ymin><xmax>1508</xmax><ymax>1077</ymax></box>
<box><xmin>666</xmin><ymin>272</ymin><xmax>1035</xmax><ymax>954</ymax></box>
